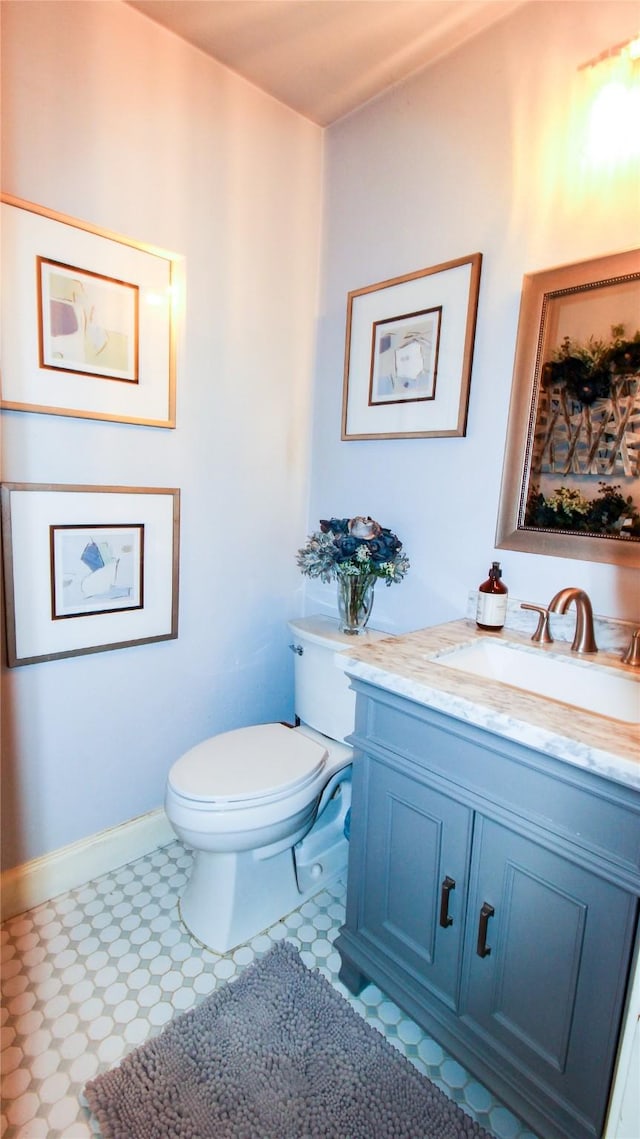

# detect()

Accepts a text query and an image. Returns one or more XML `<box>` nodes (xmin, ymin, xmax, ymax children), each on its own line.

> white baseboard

<box><xmin>1</xmin><ymin>808</ymin><xmax>175</xmax><ymax>922</ymax></box>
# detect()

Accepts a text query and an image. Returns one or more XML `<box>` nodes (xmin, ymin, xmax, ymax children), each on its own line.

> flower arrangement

<box><xmin>296</xmin><ymin>516</ymin><xmax>410</xmax><ymax>584</ymax></box>
<box><xmin>297</xmin><ymin>516</ymin><xmax>410</xmax><ymax>633</ymax></box>
<box><xmin>542</xmin><ymin>324</ymin><xmax>640</xmax><ymax>406</ymax></box>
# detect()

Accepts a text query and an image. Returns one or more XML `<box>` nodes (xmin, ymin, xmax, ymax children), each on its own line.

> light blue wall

<box><xmin>307</xmin><ymin>0</ymin><xmax>640</xmax><ymax>633</ymax></box>
<box><xmin>0</xmin><ymin>0</ymin><xmax>323</xmax><ymax>869</ymax></box>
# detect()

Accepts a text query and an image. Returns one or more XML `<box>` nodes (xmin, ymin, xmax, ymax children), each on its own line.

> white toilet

<box><xmin>165</xmin><ymin>615</ymin><xmax>386</xmax><ymax>953</ymax></box>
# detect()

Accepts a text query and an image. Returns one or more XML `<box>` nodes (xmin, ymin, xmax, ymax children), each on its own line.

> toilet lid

<box><xmin>168</xmin><ymin>722</ymin><xmax>327</xmax><ymax>804</ymax></box>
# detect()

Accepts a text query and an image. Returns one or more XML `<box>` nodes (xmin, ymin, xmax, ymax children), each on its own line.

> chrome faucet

<box><xmin>548</xmin><ymin>588</ymin><xmax>598</xmax><ymax>654</ymax></box>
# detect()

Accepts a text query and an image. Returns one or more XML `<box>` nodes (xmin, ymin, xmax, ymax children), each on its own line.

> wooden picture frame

<box><xmin>1</xmin><ymin>483</ymin><xmax>180</xmax><ymax>666</ymax></box>
<box><xmin>496</xmin><ymin>249</ymin><xmax>640</xmax><ymax>567</ymax></box>
<box><xmin>341</xmin><ymin>253</ymin><xmax>482</xmax><ymax>439</ymax></box>
<box><xmin>1</xmin><ymin>195</ymin><xmax>181</xmax><ymax>428</ymax></box>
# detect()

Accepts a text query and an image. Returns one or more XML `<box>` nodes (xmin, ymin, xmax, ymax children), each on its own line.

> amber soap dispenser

<box><xmin>476</xmin><ymin>561</ymin><xmax>508</xmax><ymax>630</ymax></box>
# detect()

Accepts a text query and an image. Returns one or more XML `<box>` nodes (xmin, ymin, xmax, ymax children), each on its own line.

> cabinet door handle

<box><xmin>439</xmin><ymin>876</ymin><xmax>456</xmax><ymax>928</ymax></box>
<box><xmin>476</xmin><ymin>902</ymin><xmax>495</xmax><ymax>958</ymax></box>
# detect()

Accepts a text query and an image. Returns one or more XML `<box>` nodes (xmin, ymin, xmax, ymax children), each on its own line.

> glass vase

<box><xmin>337</xmin><ymin>573</ymin><xmax>376</xmax><ymax>635</ymax></box>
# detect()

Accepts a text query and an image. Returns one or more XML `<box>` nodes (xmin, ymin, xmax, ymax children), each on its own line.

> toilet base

<box><xmin>177</xmin><ymin>777</ymin><xmax>351</xmax><ymax>954</ymax></box>
<box><xmin>178</xmin><ymin>845</ymin><xmax>300</xmax><ymax>953</ymax></box>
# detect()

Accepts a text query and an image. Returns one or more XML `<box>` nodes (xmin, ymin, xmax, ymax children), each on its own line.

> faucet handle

<box><xmin>622</xmin><ymin>629</ymin><xmax>640</xmax><ymax>667</ymax></box>
<box><xmin>521</xmin><ymin>603</ymin><xmax>554</xmax><ymax>644</ymax></box>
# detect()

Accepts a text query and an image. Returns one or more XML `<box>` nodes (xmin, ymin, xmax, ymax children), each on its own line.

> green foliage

<box><xmin>526</xmin><ymin>483</ymin><xmax>640</xmax><ymax>537</ymax></box>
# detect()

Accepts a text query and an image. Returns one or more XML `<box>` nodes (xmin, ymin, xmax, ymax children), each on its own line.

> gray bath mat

<box><xmin>85</xmin><ymin>940</ymin><xmax>492</xmax><ymax>1138</ymax></box>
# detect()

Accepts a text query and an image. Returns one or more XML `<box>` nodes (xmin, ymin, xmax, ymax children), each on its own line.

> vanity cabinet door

<box><xmin>357</xmin><ymin>754</ymin><xmax>473</xmax><ymax>1011</ymax></box>
<box><xmin>463</xmin><ymin>815</ymin><xmax>638</xmax><ymax>1137</ymax></box>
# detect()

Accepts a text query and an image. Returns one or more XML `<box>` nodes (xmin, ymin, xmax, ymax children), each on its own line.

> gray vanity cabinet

<box><xmin>358</xmin><ymin>759</ymin><xmax>473</xmax><ymax>1011</ymax></box>
<box><xmin>336</xmin><ymin>681</ymin><xmax>640</xmax><ymax>1139</ymax></box>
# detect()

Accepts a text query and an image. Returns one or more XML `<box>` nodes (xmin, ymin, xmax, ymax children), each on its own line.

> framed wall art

<box><xmin>1</xmin><ymin>483</ymin><xmax>180</xmax><ymax>666</ymax></box>
<box><xmin>496</xmin><ymin>248</ymin><xmax>640</xmax><ymax>568</ymax></box>
<box><xmin>0</xmin><ymin>195</ymin><xmax>182</xmax><ymax>427</ymax></box>
<box><xmin>341</xmin><ymin>253</ymin><xmax>482</xmax><ymax>440</ymax></box>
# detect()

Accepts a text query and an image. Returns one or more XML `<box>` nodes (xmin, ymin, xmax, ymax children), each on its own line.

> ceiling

<box><xmin>126</xmin><ymin>0</ymin><xmax>525</xmax><ymax>125</ymax></box>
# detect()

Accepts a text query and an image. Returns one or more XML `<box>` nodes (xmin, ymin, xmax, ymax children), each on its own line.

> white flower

<box><xmin>348</xmin><ymin>516</ymin><xmax>381</xmax><ymax>540</ymax></box>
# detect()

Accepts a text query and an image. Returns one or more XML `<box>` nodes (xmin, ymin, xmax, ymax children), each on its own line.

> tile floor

<box><xmin>1</xmin><ymin>840</ymin><xmax>540</xmax><ymax>1139</ymax></box>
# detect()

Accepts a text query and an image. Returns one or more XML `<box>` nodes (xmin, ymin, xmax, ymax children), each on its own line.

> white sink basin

<box><xmin>433</xmin><ymin>639</ymin><xmax>640</xmax><ymax>724</ymax></box>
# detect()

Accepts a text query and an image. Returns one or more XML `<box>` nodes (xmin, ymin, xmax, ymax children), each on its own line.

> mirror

<box><xmin>496</xmin><ymin>249</ymin><xmax>640</xmax><ymax>568</ymax></box>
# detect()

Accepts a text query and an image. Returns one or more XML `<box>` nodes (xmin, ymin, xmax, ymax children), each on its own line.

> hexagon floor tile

<box><xmin>1</xmin><ymin>841</ymin><xmax>541</xmax><ymax>1138</ymax></box>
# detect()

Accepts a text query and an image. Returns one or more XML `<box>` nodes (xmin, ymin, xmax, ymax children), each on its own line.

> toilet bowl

<box><xmin>165</xmin><ymin>616</ymin><xmax>386</xmax><ymax>953</ymax></box>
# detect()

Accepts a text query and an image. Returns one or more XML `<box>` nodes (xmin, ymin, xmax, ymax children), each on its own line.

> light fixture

<box><xmin>578</xmin><ymin>34</ymin><xmax>640</xmax><ymax>167</ymax></box>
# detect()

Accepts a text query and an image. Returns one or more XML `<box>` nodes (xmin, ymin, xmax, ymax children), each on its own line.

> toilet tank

<box><xmin>288</xmin><ymin>616</ymin><xmax>388</xmax><ymax>743</ymax></box>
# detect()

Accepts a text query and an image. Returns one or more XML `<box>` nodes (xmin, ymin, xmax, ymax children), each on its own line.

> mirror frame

<box><xmin>496</xmin><ymin>249</ymin><xmax>640</xmax><ymax>568</ymax></box>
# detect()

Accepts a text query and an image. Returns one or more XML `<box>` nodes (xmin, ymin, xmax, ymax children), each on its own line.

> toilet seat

<box><xmin>167</xmin><ymin>722</ymin><xmax>327</xmax><ymax>808</ymax></box>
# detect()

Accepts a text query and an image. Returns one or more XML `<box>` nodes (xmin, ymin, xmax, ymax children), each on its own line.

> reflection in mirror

<box><xmin>496</xmin><ymin>249</ymin><xmax>640</xmax><ymax>568</ymax></box>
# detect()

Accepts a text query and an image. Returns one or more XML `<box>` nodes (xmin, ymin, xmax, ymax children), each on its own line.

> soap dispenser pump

<box><xmin>476</xmin><ymin>561</ymin><xmax>508</xmax><ymax>631</ymax></box>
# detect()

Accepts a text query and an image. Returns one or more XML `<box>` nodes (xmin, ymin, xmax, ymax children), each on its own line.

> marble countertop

<box><xmin>340</xmin><ymin>619</ymin><xmax>640</xmax><ymax>792</ymax></box>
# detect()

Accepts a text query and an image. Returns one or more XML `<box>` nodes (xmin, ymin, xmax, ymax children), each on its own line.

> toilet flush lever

<box><xmin>289</xmin><ymin>643</ymin><xmax>303</xmax><ymax>656</ymax></box>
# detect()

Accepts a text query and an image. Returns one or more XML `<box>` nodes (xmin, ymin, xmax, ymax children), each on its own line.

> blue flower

<box><xmin>320</xmin><ymin>517</ymin><xmax>349</xmax><ymax>535</ymax></box>
<box><xmin>333</xmin><ymin>536</ymin><xmax>359</xmax><ymax>562</ymax></box>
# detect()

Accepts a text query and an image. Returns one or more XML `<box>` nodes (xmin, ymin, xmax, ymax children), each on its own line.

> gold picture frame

<box><xmin>341</xmin><ymin>254</ymin><xmax>482</xmax><ymax>440</ymax></box>
<box><xmin>496</xmin><ymin>249</ymin><xmax>640</xmax><ymax>568</ymax></box>
<box><xmin>1</xmin><ymin>483</ymin><xmax>180</xmax><ymax>667</ymax></box>
<box><xmin>1</xmin><ymin>195</ymin><xmax>181</xmax><ymax>428</ymax></box>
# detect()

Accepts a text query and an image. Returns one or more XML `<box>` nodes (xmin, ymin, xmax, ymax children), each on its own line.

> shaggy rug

<box><xmin>84</xmin><ymin>940</ymin><xmax>492</xmax><ymax>1139</ymax></box>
